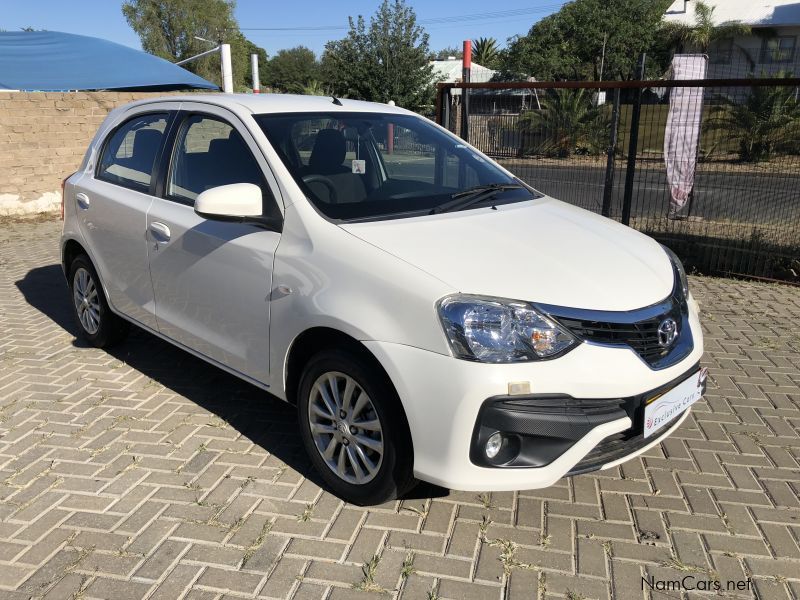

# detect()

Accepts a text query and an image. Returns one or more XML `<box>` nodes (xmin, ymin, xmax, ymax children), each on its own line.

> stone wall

<box><xmin>0</xmin><ymin>92</ymin><xmax>179</xmax><ymax>215</ymax></box>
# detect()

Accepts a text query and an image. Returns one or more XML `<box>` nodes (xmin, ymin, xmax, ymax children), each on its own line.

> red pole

<box><xmin>461</xmin><ymin>40</ymin><xmax>471</xmax><ymax>142</ymax></box>
<box><xmin>387</xmin><ymin>100</ymin><xmax>395</xmax><ymax>154</ymax></box>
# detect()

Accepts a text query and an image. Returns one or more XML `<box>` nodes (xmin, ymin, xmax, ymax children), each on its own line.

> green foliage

<box><xmin>266</xmin><ymin>46</ymin><xmax>319</xmax><ymax>93</ymax></box>
<box><xmin>320</xmin><ymin>0</ymin><xmax>436</xmax><ymax>111</ymax></box>
<box><xmin>432</xmin><ymin>46</ymin><xmax>463</xmax><ymax>60</ymax></box>
<box><xmin>301</xmin><ymin>80</ymin><xmax>329</xmax><ymax>96</ymax></box>
<box><xmin>472</xmin><ymin>37</ymin><xmax>501</xmax><ymax>69</ymax></box>
<box><xmin>122</xmin><ymin>0</ymin><xmax>267</xmax><ymax>91</ymax></box>
<box><xmin>521</xmin><ymin>88</ymin><xmax>608</xmax><ymax>157</ymax></box>
<box><xmin>501</xmin><ymin>0</ymin><xmax>671</xmax><ymax>81</ymax></box>
<box><xmin>660</xmin><ymin>1</ymin><xmax>751</xmax><ymax>54</ymax></box>
<box><xmin>707</xmin><ymin>72</ymin><xmax>800</xmax><ymax>162</ymax></box>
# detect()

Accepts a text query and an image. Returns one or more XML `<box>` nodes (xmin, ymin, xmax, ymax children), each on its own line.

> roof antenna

<box><xmin>332</xmin><ymin>96</ymin><xmax>343</xmax><ymax>106</ymax></box>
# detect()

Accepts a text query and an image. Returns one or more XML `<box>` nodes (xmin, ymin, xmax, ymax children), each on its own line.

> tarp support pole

<box><xmin>221</xmin><ymin>44</ymin><xmax>233</xmax><ymax>94</ymax></box>
<box><xmin>251</xmin><ymin>53</ymin><xmax>260</xmax><ymax>94</ymax></box>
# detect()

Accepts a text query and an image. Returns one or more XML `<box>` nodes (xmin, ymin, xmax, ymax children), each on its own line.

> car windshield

<box><xmin>255</xmin><ymin>111</ymin><xmax>539</xmax><ymax>221</ymax></box>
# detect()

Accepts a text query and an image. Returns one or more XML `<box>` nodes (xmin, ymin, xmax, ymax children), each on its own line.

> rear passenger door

<box><xmin>147</xmin><ymin>106</ymin><xmax>283</xmax><ymax>385</ymax></box>
<box><xmin>76</xmin><ymin>108</ymin><xmax>176</xmax><ymax>329</ymax></box>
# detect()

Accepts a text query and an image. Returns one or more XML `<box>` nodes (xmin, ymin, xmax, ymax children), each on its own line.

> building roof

<box><xmin>430</xmin><ymin>59</ymin><xmax>496</xmax><ymax>83</ymax></box>
<box><xmin>664</xmin><ymin>0</ymin><xmax>800</xmax><ymax>27</ymax></box>
<box><xmin>0</xmin><ymin>31</ymin><xmax>218</xmax><ymax>91</ymax></box>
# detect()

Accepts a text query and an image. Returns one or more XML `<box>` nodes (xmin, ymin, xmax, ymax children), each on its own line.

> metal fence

<box><xmin>436</xmin><ymin>78</ymin><xmax>800</xmax><ymax>284</ymax></box>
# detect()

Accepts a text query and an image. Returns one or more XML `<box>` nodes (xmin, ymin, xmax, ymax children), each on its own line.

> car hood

<box><xmin>339</xmin><ymin>197</ymin><xmax>674</xmax><ymax>311</ymax></box>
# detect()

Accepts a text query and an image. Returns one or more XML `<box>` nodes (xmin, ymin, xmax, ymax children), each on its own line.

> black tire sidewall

<box><xmin>297</xmin><ymin>349</ymin><xmax>413</xmax><ymax>505</ymax></box>
<box><xmin>68</xmin><ymin>255</ymin><xmax>122</xmax><ymax>347</ymax></box>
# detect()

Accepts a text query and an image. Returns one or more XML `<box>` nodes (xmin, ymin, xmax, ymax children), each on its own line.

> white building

<box><xmin>664</xmin><ymin>0</ymin><xmax>800</xmax><ymax>77</ymax></box>
<box><xmin>430</xmin><ymin>58</ymin><xmax>496</xmax><ymax>95</ymax></box>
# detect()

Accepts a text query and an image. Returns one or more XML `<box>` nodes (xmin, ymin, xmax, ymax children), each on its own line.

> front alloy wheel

<box><xmin>308</xmin><ymin>372</ymin><xmax>384</xmax><ymax>485</ymax></box>
<box><xmin>297</xmin><ymin>349</ymin><xmax>415</xmax><ymax>505</ymax></box>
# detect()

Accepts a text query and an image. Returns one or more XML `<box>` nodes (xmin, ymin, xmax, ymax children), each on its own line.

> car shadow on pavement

<box><xmin>16</xmin><ymin>264</ymin><xmax>448</xmax><ymax>501</ymax></box>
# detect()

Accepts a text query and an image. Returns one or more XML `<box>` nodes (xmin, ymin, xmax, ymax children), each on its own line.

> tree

<box><xmin>707</xmin><ymin>72</ymin><xmax>800</xmax><ymax>162</ymax></box>
<box><xmin>266</xmin><ymin>46</ymin><xmax>319</xmax><ymax>93</ymax></box>
<box><xmin>500</xmin><ymin>0</ymin><xmax>671</xmax><ymax>81</ymax></box>
<box><xmin>432</xmin><ymin>46</ymin><xmax>463</xmax><ymax>60</ymax></box>
<box><xmin>661</xmin><ymin>1</ymin><xmax>750</xmax><ymax>54</ymax></box>
<box><xmin>122</xmin><ymin>0</ymin><xmax>267</xmax><ymax>91</ymax></box>
<box><xmin>472</xmin><ymin>37</ymin><xmax>500</xmax><ymax>69</ymax></box>
<box><xmin>521</xmin><ymin>88</ymin><xmax>605</xmax><ymax>157</ymax></box>
<box><xmin>320</xmin><ymin>0</ymin><xmax>436</xmax><ymax>111</ymax></box>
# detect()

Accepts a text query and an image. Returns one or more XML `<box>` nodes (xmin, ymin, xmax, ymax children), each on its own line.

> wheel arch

<box><xmin>61</xmin><ymin>238</ymin><xmax>88</xmax><ymax>277</ymax></box>
<box><xmin>284</xmin><ymin>327</ymin><xmax>402</xmax><ymax>416</ymax></box>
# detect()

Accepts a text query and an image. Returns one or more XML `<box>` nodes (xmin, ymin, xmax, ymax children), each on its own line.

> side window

<box><xmin>168</xmin><ymin>115</ymin><xmax>277</xmax><ymax>218</ymax></box>
<box><xmin>97</xmin><ymin>113</ymin><xmax>168</xmax><ymax>192</ymax></box>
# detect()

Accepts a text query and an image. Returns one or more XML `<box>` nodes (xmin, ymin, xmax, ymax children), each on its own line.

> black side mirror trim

<box><xmin>195</xmin><ymin>211</ymin><xmax>283</xmax><ymax>233</ymax></box>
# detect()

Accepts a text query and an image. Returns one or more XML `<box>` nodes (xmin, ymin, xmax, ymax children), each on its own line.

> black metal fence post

<box><xmin>621</xmin><ymin>53</ymin><xmax>646</xmax><ymax>226</ymax></box>
<box><xmin>602</xmin><ymin>88</ymin><xmax>621</xmax><ymax>217</ymax></box>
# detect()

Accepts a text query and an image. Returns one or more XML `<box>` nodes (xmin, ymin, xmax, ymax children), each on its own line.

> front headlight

<box><xmin>662</xmin><ymin>245</ymin><xmax>689</xmax><ymax>298</ymax></box>
<box><xmin>437</xmin><ymin>295</ymin><xmax>578</xmax><ymax>363</ymax></box>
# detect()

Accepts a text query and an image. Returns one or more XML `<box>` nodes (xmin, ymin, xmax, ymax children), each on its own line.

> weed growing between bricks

<box><xmin>0</xmin><ymin>219</ymin><xmax>798</xmax><ymax>597</ymax></box>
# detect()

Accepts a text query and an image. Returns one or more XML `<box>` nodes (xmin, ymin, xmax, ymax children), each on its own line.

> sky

<box><xmin>2</xmin><ymin>0</ymin><xmax>567</xmax><ymax>57</ymax></box>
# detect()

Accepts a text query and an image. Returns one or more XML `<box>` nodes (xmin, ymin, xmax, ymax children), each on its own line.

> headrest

<box><xmin>309</xmin><ymin>129</ymin><xmax>346</xmax><ymax>173</ymax></box>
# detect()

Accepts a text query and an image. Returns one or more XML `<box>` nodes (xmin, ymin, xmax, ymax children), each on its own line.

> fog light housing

<box><xmin>485</xmin><ymin>432</ymin><xmax>503</xmax><ymax>458</ymax></box>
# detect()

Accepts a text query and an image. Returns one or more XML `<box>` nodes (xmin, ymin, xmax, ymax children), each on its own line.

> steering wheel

<box><xmin>302</xmin><ymin>174</ymin><xmax>338</xmax><ymax>204</ymax></box>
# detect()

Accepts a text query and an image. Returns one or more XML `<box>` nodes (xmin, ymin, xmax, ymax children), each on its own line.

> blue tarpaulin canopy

<box><xmin>0</xmin><ymin>31</ymin><xmax>219</xmax><ymax>91</ymax></box>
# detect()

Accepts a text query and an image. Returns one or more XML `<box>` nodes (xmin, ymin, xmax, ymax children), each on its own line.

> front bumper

<box><xmin>470</xmin><ymin>362</ymin><xmax>702</xmax><ymax>472</ymax></box>
<box><xmin>363</xmin><ymin>295</ymin><xmax>703</xmax><ymax>491</ymax></box>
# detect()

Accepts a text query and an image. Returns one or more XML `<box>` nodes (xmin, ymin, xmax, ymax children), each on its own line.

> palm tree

<box><xmin>661</xmin><ymin>1</ymin><xmax>750</xmax><ymax>54</ymax></box>
<box><xmin>301</xmin><ymin>80</ymin><xmax>328</xmax><ymax>96</ymax></box>
<box><xmin>707</xmin><ymin>72</ymin><xmax>800</xmax><ymax>162</ymax></box>
<box><xmin>521</xmin><ymin>88</ymin><xmax>606</xmax><ymax>157</ymax></box>
<box><xmin>472</xmin><ymin>37</ymin><xmax>500</xmax><ymax>69</ymax></box>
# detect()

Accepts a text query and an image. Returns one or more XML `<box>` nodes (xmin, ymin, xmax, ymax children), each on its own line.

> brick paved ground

<box><xmin>1</xmin><ymin>218</ymin><xmax>799</xmax><ymax>600</ymax></box>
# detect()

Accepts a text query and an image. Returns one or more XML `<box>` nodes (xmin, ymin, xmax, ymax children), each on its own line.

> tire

<box><xmin>297</xmin><ymin>349</ymin><xmax>416</xmax><ymax>505</ymax></box>
<box><xmin>68</xmin><ymin>254</ymin><xmax>130</xmax><ymax>348</ymax></box>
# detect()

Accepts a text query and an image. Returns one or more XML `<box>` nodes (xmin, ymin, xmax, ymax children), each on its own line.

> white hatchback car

<box><xmin>61</xmin><ymin>94</ymin><xmax>705</xmax><ymax>505</ymax></box>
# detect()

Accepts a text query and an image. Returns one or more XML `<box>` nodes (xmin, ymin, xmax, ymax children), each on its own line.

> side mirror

<box><xmin>195</xmin><ymin>183</ymin><xmax>263</xmax><ymax>220</ymax></box>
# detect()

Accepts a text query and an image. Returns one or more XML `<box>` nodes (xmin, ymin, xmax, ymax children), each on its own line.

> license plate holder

<box><xmin>643</xmin><ymin>368</ymin><xmax>707</xmax><ymax>438</ymax></box>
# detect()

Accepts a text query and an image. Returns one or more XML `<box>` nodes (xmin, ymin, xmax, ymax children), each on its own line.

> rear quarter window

<box><xmin>97</xmin><ymin>113</ymin><xmax>168</xmax><ymax>193</ymax></box>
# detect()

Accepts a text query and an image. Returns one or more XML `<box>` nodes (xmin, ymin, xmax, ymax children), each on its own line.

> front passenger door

<box><xmin>147</xmin><ymin>109</ymin><xmax>283</xmax><ymax>385</ymax></box>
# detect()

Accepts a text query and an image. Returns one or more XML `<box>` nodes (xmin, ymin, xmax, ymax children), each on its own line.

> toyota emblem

<box><xmin>657</xmin><ymin>318</ymin><xmax>678</xmax><ymax>348</ymax></box>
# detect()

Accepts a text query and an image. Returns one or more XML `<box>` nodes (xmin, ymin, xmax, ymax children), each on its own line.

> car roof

<box><xmin>123</xmin><ymin>93</ymin><xmax>414</xmax><ymax>117</ymax></box>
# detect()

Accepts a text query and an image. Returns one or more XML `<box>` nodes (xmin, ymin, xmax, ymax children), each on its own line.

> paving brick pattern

<box><xmin>1</xmin><ymin>218</ymin><xmax>799</xmax><ymax>599</ymax></box>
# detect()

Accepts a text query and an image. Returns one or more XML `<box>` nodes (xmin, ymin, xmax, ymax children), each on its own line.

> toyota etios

<box><xmin>61</xmin><ymin>94</ymin><xmax>705</xmax><ymax>505</ymax></box>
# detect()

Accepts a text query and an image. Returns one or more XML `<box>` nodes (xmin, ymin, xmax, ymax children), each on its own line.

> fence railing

<box><xmin>436</xmin><ymin>78</ymin><xmax>800</xmax><ymax>284</ymax></box>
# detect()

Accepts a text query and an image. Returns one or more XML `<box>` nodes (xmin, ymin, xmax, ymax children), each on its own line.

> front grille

<box><xmin>547</xmin><ymin>292</ymin><xmax>689</xmax><ymax>369</ymax></box>
<box><xmin>567</xmin><ymin>410</ymin><xmax>685</xmax><ymax>476</ymax></box>
<box><xmin>557</xmin><ymin>311</ymin><xmax>679</xmax><ymax>364</ymax></box>
<box><xmin>498</xmin><ymin>396</ymin><xmax>626</xmax><ymax>417</ymax></box>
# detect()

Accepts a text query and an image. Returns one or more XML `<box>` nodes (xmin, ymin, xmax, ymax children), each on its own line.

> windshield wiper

<box><xmin>429</xmin><ymin>183</ymin><xmax>526</xmax><ymax>215</ymax></box>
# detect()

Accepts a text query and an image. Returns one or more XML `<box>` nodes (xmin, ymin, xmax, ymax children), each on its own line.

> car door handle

<box><xmin>76</xmin><ymin>193</ymin><xmax>90</xmax><ymax>210</ymax></box>
<box><xmin>149</xmin><ymin>222</ymin><xmax>171</xmax><ymax>243</ymax></box>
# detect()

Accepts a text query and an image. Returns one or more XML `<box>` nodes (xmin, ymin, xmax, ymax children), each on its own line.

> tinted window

<box><xmin>98</xmin><ymin>113</ymin><xmax>168</xmax><ymax>192</ymax></box>
<box><xmin>256</xmin><ymin>112</ymin><xmax>536</xmax><ymax>221</ymax></box>
<box><xmin>168</xmin><ymin>115</ymin><xmax>267</xmax><ymax>204</ymax></box>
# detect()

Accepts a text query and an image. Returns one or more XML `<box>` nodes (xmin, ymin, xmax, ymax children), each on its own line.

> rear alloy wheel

<box><xmin>297</xmin><ymin>350</ymin><xmax>415</xmax><ymax>505</ymax></box>
<box><xmin>68</xmin><ymin>255</ymin><xmax>129</xmax><ymax>348</ymax></box>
